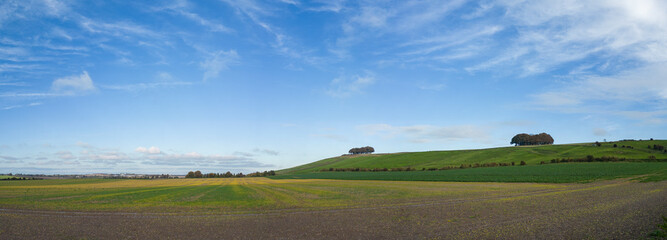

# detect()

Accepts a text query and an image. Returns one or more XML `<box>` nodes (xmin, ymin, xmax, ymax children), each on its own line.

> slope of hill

<box><xmin>277</xmin><ymin>140</ymin><xmax>667</xmax><ymax>175</ymax></box>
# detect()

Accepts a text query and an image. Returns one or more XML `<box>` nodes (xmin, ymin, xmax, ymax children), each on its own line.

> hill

<box><xmin>277</xmin><ymin>140</ymin><xmax>667</xmax><ymax>175</ymax></box>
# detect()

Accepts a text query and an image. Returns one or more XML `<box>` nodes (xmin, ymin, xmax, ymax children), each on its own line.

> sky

<box><xmin>1</xmin><ymin>0</ymin><xmax>666</xmax><ymax>175</ymax></box>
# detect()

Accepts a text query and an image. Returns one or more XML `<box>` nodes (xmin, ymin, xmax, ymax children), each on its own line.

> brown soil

<box><xmin>1</xmin><ymin>179</ymin><xmax>665</xmax><ymax>239</ymax></box>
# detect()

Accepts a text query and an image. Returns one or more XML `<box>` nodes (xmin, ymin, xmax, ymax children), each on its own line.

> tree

<box><xmin>510</xmin><ymin>133</ymin><xmax>554</xmax><ymax>146</ymax></box>
<box><xmin>348</xmin><ymin>146</ymin><xmax>375</xmax><ymax>154</ymax></box>
<box><xmin>194</xmin><ymin>170</ymin><xmax>203</xmax><ymax>178</ymax></box>
<box><xmin>511</xmin><ymin>133</ymin><xmax>530</xmax><ymax>146</ymax></box>
<box><xmin>186</xmin><ymin>171</ymin><xmax>195</xmax><ymax>178</ymax></box>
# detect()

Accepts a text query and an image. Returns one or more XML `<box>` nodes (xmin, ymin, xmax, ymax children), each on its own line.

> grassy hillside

<box><xmin>278</xmin><ymin>140</ymin><xmax>667</xmax><ymax>175</ymax></box>
<box><xmin>271</xmin><ymin>162</ymin><xmax>667</xmax><ymax>183</ymax></box>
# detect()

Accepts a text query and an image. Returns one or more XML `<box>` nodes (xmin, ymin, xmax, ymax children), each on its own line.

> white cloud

<box><xmin>55</xmin><ymin>150</ymin><xmax>76</xmax><ymax>160</ymax></box>
<box><xmin>156</xmin><ymin>72</ymin><xmax>173</xmax><ymax>81</ymax></box>
<box><xmin>135</xmin><ymin>146</ymin><xmax>162</xmax><ymax>154</ymax></box>
<box><xmin>347</xmin><ymin>0</ymin><xmax>466</xmax><ymax>33</ymax></box>
<box><xmin>51</xmin><ymin>71</ymin><xmax>96</xmax><ymax>95</ymax></box>
<box><xmin>2</xmin><ymin>71</ymin><xmax>98</xmax><ymax>98</ymax></box>
<box><xmin>79</xmin><ymin>17</ymin><xmax>162</xmax><ymax>39</ymax></box>
<box><xmin>141</xmin><ymin>151</ymin><xmax>274</xmax><ymax>168</ymax></box>
<box><xmin>0</xmin><ymin>155</ymin><xmax>22</xmax><ymax>164</ymax></box>
<box><xmin>530</xmin><ymin>63</ymin><xmax>667</xmax><ymax>124</ymax></box>
<box><xmin>359</xmin><ymin>123</ymin><xmax>490</xmax><ymax>143</ymax></box>
<box><xmin>533</xmin><ymin>64</ymin><xmax>667</xmax><ymax>106</ymax></box>
<box><xmin>220</xmin><ymin>0</ymin><xmax>322</xmax><ymax>65</ymax></box>
<box><xmin>470</xmin><ymin>0</ymin><xmax>667</xmax><ymax>75</ymax></box>
<box><xmin>102</xmin><ymin>81</ymin><xmax>192</xmax><ymax>92</ymax></box>
<box><xmin>32</xmin><ymin>160</ymin><xmax>80</xmax><ymax>166</ymax></box>
<box><xmin>79</xmin><ymin>150</ymin><xmax>132</xmax><ymax>165</ymax></box>
<box><xmin>253</xmin><ymin>148</ymin><xmax>279</xmax><ymax>156</ymax></box>
<box><xmin>2</xmin><ymin>102</ymin><xmax>42</xmax><ymax>110</ymax></box>
<box><xmin>593</xmin><ymin>128</ymin><xmax>608</xmax><ymax>136</ymax></box>
<box><xmin>326</xmin><ymin>71</ymin><xmax>376</xmax><ymax>97</ymax></box>
<box><xmin>302</xmin><ymin>0</ymin><xmax>346</xmax><ymax>12</ymax></box>
<box><xmin>200</xmin><ymin>50</ymin><xmax>239</xmax><ymax>81</ymax></box>
<box><xmin>156</xmin><ymin>1</ymin><xmax>233</xmax><ymax>33</ymax></box>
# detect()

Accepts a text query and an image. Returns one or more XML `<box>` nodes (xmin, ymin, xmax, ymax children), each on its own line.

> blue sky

<box><xmin>1</xmin><ymin>0</ymin><xmax>666</xmax><ymax>174</ymax></box>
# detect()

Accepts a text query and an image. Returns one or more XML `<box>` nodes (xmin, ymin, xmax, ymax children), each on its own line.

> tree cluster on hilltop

<box><xmin>349</xmin><ymin>146</ymin><xmax>375</xmax><ymax>154</ymax></box>
<box><xmin>510</xmin><ymin>133</ymin><xmax>554</xmax><ymax>146</ymax></box>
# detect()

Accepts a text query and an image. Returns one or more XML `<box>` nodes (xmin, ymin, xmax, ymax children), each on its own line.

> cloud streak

<box><xmin>326</xmin><ymin>71</ymin><xmax>376</xmax><ymax>98</ymax></box>
<box><xmin>359</xmin><ymin>123</ymin><xmax>490</xmax><ymax>143</ymax></box>
<box><xmin>200</xmin><ymin>50</ymin><xmax>239</xmax><ymax>81</ymax></box>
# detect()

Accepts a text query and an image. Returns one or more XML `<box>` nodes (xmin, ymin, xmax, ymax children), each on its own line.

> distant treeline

<box><xmin>185</xmin><ymin>170</ymin><xmax>276</xmax><ymax>178</ymax></box>
<box><xmin>545</xmin><ymin>155</ymin><xmax>665</xmax><ymax>164</ymax></box>
<box><xmin>103</xmin><ymin>174</ymin><xmax>176</xmax><ymax>179</ymax></box>
<box><xmin>1</xmin><ymin>177</ymin><xmax>42</xmax><ymax>181</ymax></box>
<box><xmin>319</xmin><ymin>161</ymin><xmax>526</xmax><ymax>172</ymax></box>
<box><xmin>511</xmin><ymin>133</ymin><xmax>554</xmax><ymax>146</ymax></box>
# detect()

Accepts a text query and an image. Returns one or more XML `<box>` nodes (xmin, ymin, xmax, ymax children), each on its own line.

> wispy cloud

<box><xmin>200</xmin><ymin>50</ymin><xmax>239</xmax><ymax>81</ymax></box>
<box><xmin>92</xmin><ymin>144</ymin><xmax>276</xmax><ymax>168</ymax></box>
<box><xmin>79</xmin><ymin>17</ymin><xmax>162</xmax><ymax>39</ymax></box>
<box><xmin>0</xmin><ymin>155</ymin><xmax>23</xmax><ymax>164</ymax></box>
<box><xmin>531</xmin><ymin>63</ymin><xmax>667</xmax><ymax>124</ymax></box>
<box><xmin>135</xmin><ymin>146</ymin><xmax>162</xmax><ymax>154</ymax></box>
<box><xmin>102</xmin><ymin>81</ymin><xmax>192</xmax><ymax>92</ymax></box>
<box><xmin>253</xmin><ymin>148</ymin><xmax>279</xmax><ymax>156</ymax></box>
<box><xmin>533</xmin><ymin>64</ymin><xmax>667</xmax><ymax>106</ymax></box>
<box><xmin>220</xmin><ymin>0</ymin><xmax>324</xmax><ymax>65</ymax></box>
<box><xmin>1</xmin><ymin>71</ymin><xmax>96</xmax><ymax>98</ymax></box>
<box><xmin>359</xmin><ymin>123</ymin><xmax>490</xmax><ymax>143</ymax></box>
<box><xmin>301</xmin><ymin>0</ymin><xmax>346</xmax><ymax>12</ymax></box>
<box><xmin>156</xmin><ymin>0</ymin><xmax>233</xmax><ymax>33</ymax></box>
<box><xmin>140</xmin><ymin>151</ymin><xmax>273</xmax><ymax>168</ymax></box>
<box><xmin>326</xmin><ymin>71</ymin><xmax>375</xmax><ymax>98</ymax></box>
<box><xmin>468</xmin><ymin>0</ymin><xmax>667</xmax><ymax>75</ymax></box>
<box><xmin>2</xmin><ymin>102</ymin><xmax>42</xmax><ymax>110</ymax></box>
<box><xmin>51</xmin><ymin>71</ymin><xmax>96</xmax><ymax>95</ymax></box>
<box><xmin>55</xmin><ymin>151</ymin><xmax>76</xmax><ymax>160</ymax></box>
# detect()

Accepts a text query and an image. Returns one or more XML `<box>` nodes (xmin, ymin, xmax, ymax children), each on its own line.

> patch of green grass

<box><xmin>649</xmin><ymin>216</ymin><xmax>667</xmax><ymax>239</ymax></box>
<box><xmin>278</xmin><ymin>140</ymin><xmax>667</xmax><ymax>175</ymax></box>
<box><xmin>271</xmin><ymin>162</ymin><xmax>667</xmax><ymax>183</ymax></box>
<box><xmin>0</xmin><ymin>175</ymin><xmax>12</xmax><ymax>179</ymax></box>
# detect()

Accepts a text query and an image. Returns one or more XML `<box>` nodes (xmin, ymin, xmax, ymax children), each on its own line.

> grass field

<box><xmin>0</xmin><ymin>175</ymin><xmax>12</xmax><ymax>179</ymax></box>
<box><xmin>0</xmin><ymin>177</ymin><xmax>559</xmax><ymax>212</ymax></box>
<box><xmin>272</xmin><ymin>162</ymin><xmax>667</xmax><ymax>183</ymax></box>
<box><xmin>279</xmin><ymin>140</ymin><xmax>667</xmax><ymax>174</ymax></box>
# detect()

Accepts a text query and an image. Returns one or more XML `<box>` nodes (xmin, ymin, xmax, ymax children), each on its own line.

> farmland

<box><xmin>0</xmin><ymin>177</ymin><xmax>665</xmax><ymax>239</ymax></box>
<box><xmin>0</xmin><ymin>177</ymin><xmax>570</xmax><ymax>212</ymax></box>
<box><xmin>278</xmin><ymin>140</ymin><xmax>667</xmax><ymax>175</ymax></box>
<box><xmin>2</xmin><ymin>141</ymin><xmax>666</xmax><ymax>239</ymax></box>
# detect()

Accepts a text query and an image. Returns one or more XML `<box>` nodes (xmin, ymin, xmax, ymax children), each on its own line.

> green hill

<box><xmin>278</xmin><ymin>140</ymin><xmax>667</xmax><ymax>175</ymax></box>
